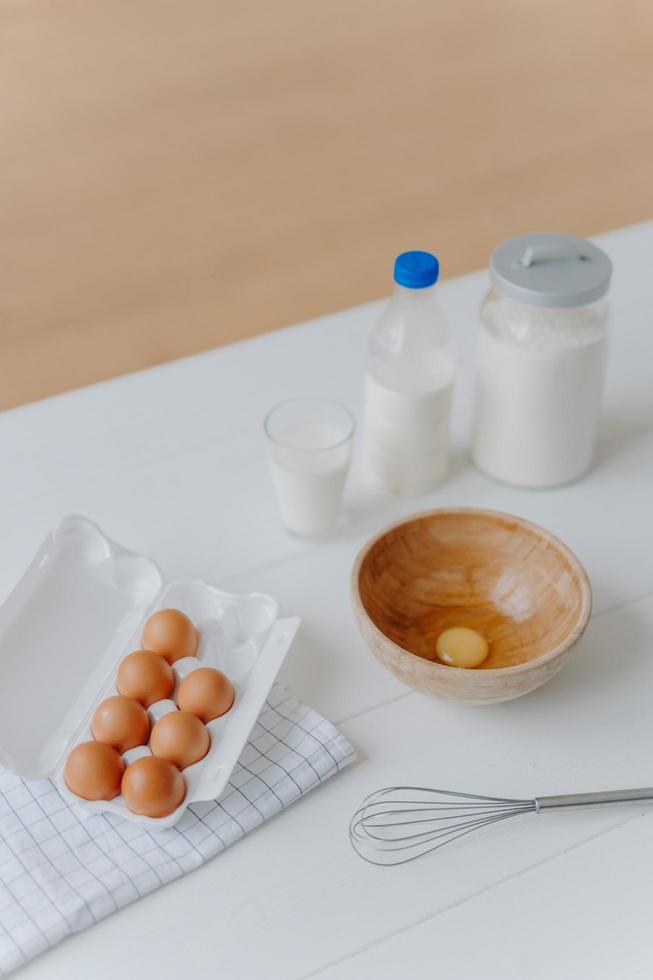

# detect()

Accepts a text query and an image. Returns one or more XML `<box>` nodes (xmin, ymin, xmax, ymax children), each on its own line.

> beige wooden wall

<box><xmin>2</xmin><ymin>0</ymin><xmax>652</xmax><ymax>409</ymax></box>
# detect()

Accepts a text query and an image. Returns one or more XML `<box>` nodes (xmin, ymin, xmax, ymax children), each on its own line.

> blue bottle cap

<box><xmin>393</xmin><ymin>251</ymin><xmax>440</xmax><ymax>289</ymax></box>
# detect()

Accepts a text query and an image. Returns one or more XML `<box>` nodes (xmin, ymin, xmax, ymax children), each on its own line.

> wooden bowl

<box><xmin>351</xmin><ymin>508</ymin><xmax>592</xmax><ymax>705</ymax></box>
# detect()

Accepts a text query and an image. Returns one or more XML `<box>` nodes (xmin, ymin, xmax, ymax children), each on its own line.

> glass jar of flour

<box><xmin>472</xmin><ymin>232</ymin><xmax>612</xmax><ymax>487</ymax></box>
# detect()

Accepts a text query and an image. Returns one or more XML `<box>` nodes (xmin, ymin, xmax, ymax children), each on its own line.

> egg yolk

<box><xmin>436</xmin><ymin>627</ymin><xmax>489</xmax><ymax>668</ymax></box>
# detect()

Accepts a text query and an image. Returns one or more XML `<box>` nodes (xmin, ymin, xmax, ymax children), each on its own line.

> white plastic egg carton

<box><xmin>0</xmin><ymin>516</ymin><xmax>299</xmax><ymax>828</ymax></box>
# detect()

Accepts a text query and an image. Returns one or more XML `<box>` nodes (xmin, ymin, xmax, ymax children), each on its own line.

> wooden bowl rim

<box><xmin>351</xmin><ymin>507</ymin><xmax>592</xmax><ymax>676</ymax></box>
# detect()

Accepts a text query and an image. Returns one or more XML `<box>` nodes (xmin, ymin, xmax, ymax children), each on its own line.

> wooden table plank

<box><xmin>317</xmin><ymin>812</ymin><xmax>653</xmax><ymax>979</ymax></box>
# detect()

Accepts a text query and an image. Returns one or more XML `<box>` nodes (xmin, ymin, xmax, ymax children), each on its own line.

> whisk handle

<box><xmin>535</xmin><ymin>788</ymin><xmax>653</xmax><ymax>811</ymax></box>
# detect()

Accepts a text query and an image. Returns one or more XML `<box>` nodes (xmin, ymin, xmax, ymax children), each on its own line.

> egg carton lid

<box><xmin>0</xmin><ymin>516</ymin><xmax>297</xmax><ymax>788</ymax></box>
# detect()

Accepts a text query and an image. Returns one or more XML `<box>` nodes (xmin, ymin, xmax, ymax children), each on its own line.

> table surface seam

<box><xmin>300</xmin><ymin>809</ymin><xmax>647</xmax><ymax>980</ymax></box>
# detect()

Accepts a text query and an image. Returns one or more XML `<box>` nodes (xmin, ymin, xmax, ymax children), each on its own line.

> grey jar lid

<box><xmin>490</xmin><ymin>232</ymin><xmax>612</xmax><ymax>308</ymax></box>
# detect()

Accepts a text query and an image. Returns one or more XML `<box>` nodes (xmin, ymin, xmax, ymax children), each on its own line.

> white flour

<box><xmin>472</xmin><ymin>293</ymin><xmax>608</xmax><ymax>487</ymax></box>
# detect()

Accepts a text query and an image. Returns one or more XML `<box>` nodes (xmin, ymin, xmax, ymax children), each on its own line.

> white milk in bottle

<box><xmin>363</xmin><ymin>251</ymin><xmax>454</xmax><ymax>495</ymax></box>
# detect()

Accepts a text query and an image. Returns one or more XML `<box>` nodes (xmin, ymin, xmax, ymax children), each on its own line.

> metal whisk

<box><xmin>349</xmin><ymin>785</ymin><xmax>653</xmax><ymax>866</ymax></box>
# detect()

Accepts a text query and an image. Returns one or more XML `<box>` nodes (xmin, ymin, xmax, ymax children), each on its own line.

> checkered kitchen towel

<box><xmin>0</xmin><ymin>685</ymin><xmax>355</xmax><ymax>975</ymax></box>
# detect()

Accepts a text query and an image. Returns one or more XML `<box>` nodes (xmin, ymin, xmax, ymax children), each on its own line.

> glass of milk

<box><xmin>264</xmin><ymin>397</ymin><xmax>356</xmax><ymax>538</ymax></box>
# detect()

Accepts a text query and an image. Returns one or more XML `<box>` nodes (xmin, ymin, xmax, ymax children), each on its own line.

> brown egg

<box><xmin>141</xmin><ymin>608</ymin><xmax>198</xmax><ymax>664</ymax></box>
<box><xmin>116</xmin><ymin>650</ymin><xmax>174</xmax><ymax>708</ymax></box>
<box><xmin>65</xmin><ymin>741</ymin><xmax>124</xmax><ymax>801</ymax></box>
<box><xmin>177</xmin><ymin>667</ymin><xmax>235</xmax><ymax>723</ymax></box>
<box><xmin>91</xmin><ymin>695</ymin><xmax>150</xmax><ymax>753</ymax></box>
<box><xmin>150</xmin><ymin>711</ymin><xmax>210</xmax><ymax>769</ymax></box>
<box><xmin>121</xmin><ymin>756</ymin><xmax>186</xmax><ymax>817</ymax></box>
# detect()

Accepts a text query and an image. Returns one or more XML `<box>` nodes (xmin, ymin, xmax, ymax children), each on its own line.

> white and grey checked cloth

<box><xmin>0</xmin><ymin>685</ymin><xmax>355</xmax><ymax>976</ymax></box>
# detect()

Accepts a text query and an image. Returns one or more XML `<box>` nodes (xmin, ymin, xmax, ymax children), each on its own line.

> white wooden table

<box><xmin>3</xmin><ymin>220</ymin><xmax>653</xmax><ymax>979</ymax></box>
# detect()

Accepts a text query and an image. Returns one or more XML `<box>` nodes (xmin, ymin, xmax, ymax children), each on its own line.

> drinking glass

<box><xmin>264</xmin><ymin>397</ymin><xmax>355</xmax><ymax>537</ymax></box>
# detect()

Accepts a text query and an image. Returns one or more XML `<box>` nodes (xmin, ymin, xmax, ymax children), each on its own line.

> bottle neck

<box><xmin>393</xmin><ymin>283</ymin><xmax>437</xmax><ymax>302</ymax></box>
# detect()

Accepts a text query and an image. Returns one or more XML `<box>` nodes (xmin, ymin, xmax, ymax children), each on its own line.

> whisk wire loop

<box><xmin>349</xmin><ymin>786</ymin><xmax>536</xmax><ymax>866</ymax></box>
